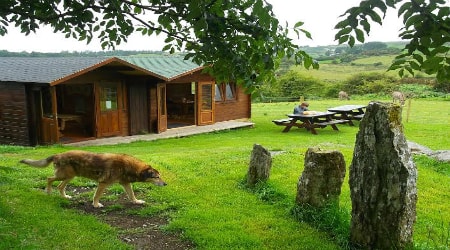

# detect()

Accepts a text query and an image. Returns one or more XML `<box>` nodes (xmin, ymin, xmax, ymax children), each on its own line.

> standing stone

<box><xmin>350</xmin><ymin>102</ymin><xmax>417</xmax><ymax>249</ymax></box>
<box><xmin>296</xmin><ymin>148</ymin><xmax>346</xmax><ymax>207</ymax></box>
<box><xmin>247</xmin><ymin>144</ymin><xmax>272</xmax><ymax>186</ymax></box>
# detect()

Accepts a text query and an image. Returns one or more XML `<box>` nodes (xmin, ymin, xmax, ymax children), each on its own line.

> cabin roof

<box><xmin>0</xmin><ymin>55</ymin><xmax>203</xmax><ymax>84</ymax></box>
<box><xmin>0</xmin><ymin>57</ymin><xmax>108</xmax><ymax>84</ymax></box>
<box><xmin>119</xmin><ymin>55</ymin><xmax>204</xmax><ymax>80</ymax></box>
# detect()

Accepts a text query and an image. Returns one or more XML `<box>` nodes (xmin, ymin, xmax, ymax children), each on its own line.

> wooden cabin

<box><xmin>0</xmin><ymin>56</ymin><xmax>251</xmax><ymax>146</ymax></box>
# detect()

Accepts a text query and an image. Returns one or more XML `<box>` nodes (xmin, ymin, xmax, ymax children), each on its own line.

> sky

<box><xmin>0</xmin><ymin>0</ymin><xmax>404</xmax><ymax>53</ymax></box>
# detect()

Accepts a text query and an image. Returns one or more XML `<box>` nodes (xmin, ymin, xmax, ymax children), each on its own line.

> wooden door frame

<box><xmin>95</xmin><ymin>81</ymin><xmax>123</xmax><ymax>137</ymax></box>
<box><xmin>196</xmin><ymin>81</ymin><xmax>215</xmax><ymax>125</ymax></box>
<box><xmin>157</xmin><ymin>83</ymin><xmax>167</xmax><ymax>133</ymax></box>
<box><xmin>37</xmin><ymin>86</ymin><xmax>59</xmax><ymax>144</ymax></box>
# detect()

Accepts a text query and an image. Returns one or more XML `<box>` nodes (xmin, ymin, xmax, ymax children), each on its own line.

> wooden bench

<box><xmin>272</xmin><ymin>118</ymin><xmax>293</xmax><ymax>126</ymax></box>
<box><xmin>315</xmin><ymin>119</ymin><xmax>350</xmax><ymax>126</ymax></box>
<box><xmin>352</xmin><ymin>114</ymin><xmax>364</xmax><ymax>120</ymax></box>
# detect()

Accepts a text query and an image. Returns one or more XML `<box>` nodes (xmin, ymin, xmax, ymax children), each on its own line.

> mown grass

<box><xmin>0</xmin><ymin>98</ymin><xmax>449</xmax><ymax>249</ymax></box>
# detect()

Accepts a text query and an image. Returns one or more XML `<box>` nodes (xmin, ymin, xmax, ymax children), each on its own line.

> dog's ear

<box><xmin>141</xmin><ymin>168</ymin><xmax>167</xmax><ymax>186</ymax></box>
<box><xmin>141</xmin><ymin>168</ymin><xmax>158</xmax><ymax>179</ymax></box>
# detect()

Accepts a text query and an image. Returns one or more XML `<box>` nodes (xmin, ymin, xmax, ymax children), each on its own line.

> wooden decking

<box><xmin>65</xmin><ymin>120</ymin><xmax>254</xmax><ymax>146</ymax></box>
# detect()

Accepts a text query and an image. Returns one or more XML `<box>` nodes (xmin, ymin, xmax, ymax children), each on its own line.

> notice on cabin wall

<box><xmin>106</xmin><ymin>101</ymin><xmax>112</xmax><ymax>109</ymax></box>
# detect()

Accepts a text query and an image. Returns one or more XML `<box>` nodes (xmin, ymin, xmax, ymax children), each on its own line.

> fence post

<box><xmin>406</xmin><ymin>98</ymin><xmax>411</xmax><ymax>122</ymax></box>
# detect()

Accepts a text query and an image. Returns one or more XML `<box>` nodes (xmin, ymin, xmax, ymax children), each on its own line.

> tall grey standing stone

<box><xmin>350</xmin><ymin>102</ymin><xmax>417</xmax><ymax>249</ymax></box>
<box><xmin>247</xmin><ymin>144</ymin><xmax>272</xmax><ymax>186</ymax></box>
<box><xmin>296</xmin><ymin>148</ymin><xmax>346</xmax><ymax>207</ymax></box>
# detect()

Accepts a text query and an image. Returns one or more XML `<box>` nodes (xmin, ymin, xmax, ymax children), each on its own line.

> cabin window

<box><xmin>41</xmin><ymin>87</ymin><xmax>52</xmax><ymax>116</ymax></box>
<box><xmin>201</xmin><ymin>84</ymin><xmax>212</xmax><ymax>110</ymax></box>
<box><xmin>100</xmin><ymin>86</ymin><xmax>118</xmax><ymax>111</ymax></box>
<box><xmin>214</xmin><ymin>84</ymin><xmax>222</xmax><ymax>101</ymax></box>
<box><xmin>215</xmin><ymin>82</ymin><xmax>236</xmax><ymax>102</ymax></box>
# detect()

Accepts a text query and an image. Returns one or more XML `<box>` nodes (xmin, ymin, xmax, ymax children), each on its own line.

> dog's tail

<box><xmin>19</xmin><ymin>155</ymin><xmax>54</xmax><ymax>168</ymax></box>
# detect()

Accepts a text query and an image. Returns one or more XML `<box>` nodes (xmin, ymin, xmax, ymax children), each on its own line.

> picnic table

<box><xmin>272</xmin><ymin>111</ymin><xmax>349</xmax><ymax>135</ymax></box>
<box><xmin>327</xmin><ymin>105</ymin><xmax>366</xmax><ymax>126</ymax></box>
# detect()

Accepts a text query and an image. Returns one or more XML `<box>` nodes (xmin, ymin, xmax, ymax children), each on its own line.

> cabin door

<box><xmin>197</xmin><ymin>81</ymin><xmax>215</xmax><ymax>125</ymax></box>
<box><xmin>129</xmin><ymin>83</ymin><xmax>149</xmax><ymax>135</ymax></box>
<box><xmin>96</xmin><ymin>82</ymin><xmax>123</xmax><ymax>137</ymax></box>
<box><xmin>157</xmin><ymin>83</ymin><xmax>167</xmax><ymax>133</ymax></box>
<box><xmin>37</xmin><ymin>86</ymin><xmax>59</xmax><ymax>145</ymax></box>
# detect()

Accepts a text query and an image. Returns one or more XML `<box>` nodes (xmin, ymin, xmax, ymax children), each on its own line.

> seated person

<box><xmin>293</xmin><ymin>102</ymin><xmax>309</xmax><ymax>114</ymax></box>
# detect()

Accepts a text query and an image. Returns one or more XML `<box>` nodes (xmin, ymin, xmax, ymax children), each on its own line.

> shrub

<box><xmin>341</xmin><ymin>72</ymin><xmax>398</xmax><ymax>95</ymax></box>
<box><xmin>324</xmin><ymin>84</ymin><xmax>345</xmax><ymax>99</ymax></box>
<box><xmin>278</xmin><ymin>70</ymin><xmax>325</xmax><ymax>98</ymax></box>
<box><xmin>373</xmin><ymin>62</ymin><xmax>383</xmax><ymax>67</ymax></box>
<box><xmin>399</xmin><ymin>84</ymin><xmax>447</xmax><ymax>98</ymax></box>
<box><xmin>434</xmin><ymin>81</ymin><xmax>450</xmax><ymax>93</ymax></box>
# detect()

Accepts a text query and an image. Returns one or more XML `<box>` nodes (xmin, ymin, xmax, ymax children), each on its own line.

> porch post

<box><xmin>51</xmin><ymin>86</ymin><xmax>60</xmax><ymax>143</ymax></box>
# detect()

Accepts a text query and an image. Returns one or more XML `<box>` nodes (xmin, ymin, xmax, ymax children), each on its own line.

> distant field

<box><xmin>290</xmin><ymin>55</ymin><xmax>400</xmax><ymax>83</ymax></box>
<box><xmin>384</xmin><ymin>41</ymin><xmax>408</xmax><ymax>49</ymax></box>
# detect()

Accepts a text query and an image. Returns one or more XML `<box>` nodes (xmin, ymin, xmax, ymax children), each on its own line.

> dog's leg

<box><xmin>48</xmin><ymin>167</ymin><xmax>74</xmax><ymax>198</ymax></box>
<box><xmin>46</xmin><ymin>176</ymin><xmax>57</xmax><ymax>194</ymax></box>
<box><xmin>57</xmin><ymin>178</ymin><xmax>74</xmax><ymax>199</ymax></box>
<box><xmin>92</xmin><ymin>182</ymin><xmax>111</xmax><ymax>208</ymax></box>
<box><xmin>121</xmin><ymin>183</ymin><xmax>145</xmax><ymax>205</ymax></box>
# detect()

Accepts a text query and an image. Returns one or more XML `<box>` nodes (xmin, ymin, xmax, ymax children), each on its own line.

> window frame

<box><xmin>214</xmin><ymin>82</ymin><xmax>237</xmax><ymax>103</ymax></box>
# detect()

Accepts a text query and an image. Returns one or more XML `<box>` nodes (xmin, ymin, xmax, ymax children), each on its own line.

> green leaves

<box><xmin>334</xmin><ymin>27</ymin><xmax>352</xmax><ymax>41</ymax></box>
<box><xmin>3</xmin><ymin>0</ymin><xmax>448</xmax><ymax>86</ymax></box>
<box><xmin>0</xmin><ymin>0</ymin><xmax>323</xmax><ymax>89</ymax></box>
<box><xmin>355</xmin><ymin>29</ymin><xmax>365</xmax><ymax>43</ymax></box>
<box><xmin>335</xmin><ymin>0</ymin><xmax>450</xmax><ymax>82</ymax></box>
<box><xmin>398</xmin><ymin>2</ymin><xmax>412</xmax><ymax>17</ymax></box>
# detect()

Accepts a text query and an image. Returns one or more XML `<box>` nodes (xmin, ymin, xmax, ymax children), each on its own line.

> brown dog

<box><xmin>20</xmin><ymin>150</ymin><xmax>167</xmax><ymax>208</ymax></box>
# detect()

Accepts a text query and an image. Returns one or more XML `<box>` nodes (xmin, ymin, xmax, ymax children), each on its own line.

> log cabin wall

<box><xmin>215</xmin><ymin>87</ymin><xmax>251</xmax><ymax>122</ymax></box>
<box><xmin>169</xmin><ymin>71</ymin><xmax>251</xmax><ymax>122</ymax></box>
<box><xmin>0</xmin><ymin>82</ymin><xmax>30</xmax><ymax>146</ymax></box>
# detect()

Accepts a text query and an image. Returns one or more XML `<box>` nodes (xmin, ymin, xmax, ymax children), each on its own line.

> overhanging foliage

<box><xmin>0</xmin><ymin>0</ymin><xmax>318</xmax><ymax>91</ymax></box>
<box><xmin>1</xmin><ymin>0</ymin><xmax>448</xmax><ymax>88</ymax></box>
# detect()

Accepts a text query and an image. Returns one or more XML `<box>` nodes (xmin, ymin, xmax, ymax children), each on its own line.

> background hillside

<box><xmin>259</xmin><ymin>41</ymin><xmax>448</xmax><ymax>101</ymax></box>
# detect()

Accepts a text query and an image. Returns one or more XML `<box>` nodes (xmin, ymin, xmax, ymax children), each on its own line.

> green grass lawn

<box><xmin>0</xmin><ymin>98</ymin><xmax>449</xmax><ymax>249</ymax></box>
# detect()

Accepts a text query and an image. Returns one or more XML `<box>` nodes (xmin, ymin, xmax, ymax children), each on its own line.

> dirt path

<box><xmin>408</xmin><ymin>141</ymin><xmax>450</xmax><ymax>162</ymax></box>
<box><xmin>68</xmin><ymin>188</ymin><xmax>194</xmax><ymax>250</ymax></box>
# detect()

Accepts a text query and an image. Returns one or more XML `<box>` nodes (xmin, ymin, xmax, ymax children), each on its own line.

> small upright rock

<box><xmin>296</xmin><ymin>148</ymin><xmax>346</xmax><ymax>207</ymax></box>
<box><xmin>247</xmin><ymin>144</ymin><xmax>272</xmax><ymax>186</ymax></box>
